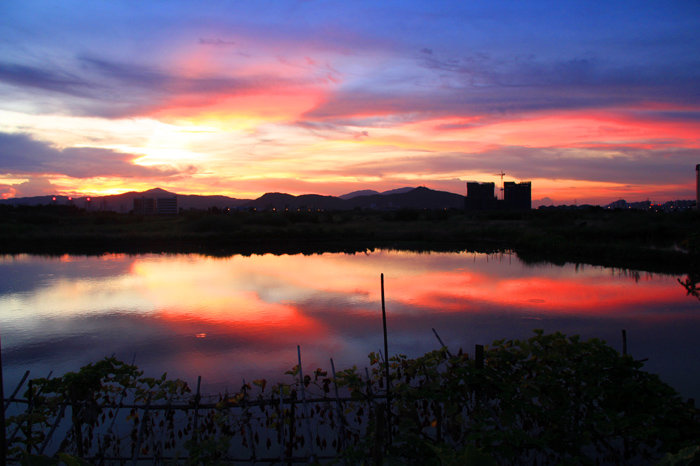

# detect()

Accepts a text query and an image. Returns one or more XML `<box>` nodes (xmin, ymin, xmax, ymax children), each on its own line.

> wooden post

<box><xmin>241</xmin><ymin>378</ymin><xmax>256</xmax><ymax>463</ymax></box>
<box><xmin>380</xmin><ymin>273</ymin><xmax>392</xmax><ymax>446</ymax></box>
<box><xmin>4</xmin><ymin>370</ymin><xmax>30</xmax><ymax>411</ymax></box>
<box><xmin>286</xmin><ymin>393</ymin><xmax>295</xmax><ymax>466</ymax></box>
<box><xmin>475</xmin><ymin>344</ymin><xmax>484</xmax><ymax>369</ymax></box>
<box><xmin>622</xmin><ymin>329</ymin><xmax>627</xmax><ymax>355</ymax></box>
<box><xmin>2</xmin><ymin>370</ymin><xmax>31</xmax><ymax>466</ymax></box>
<box><xmin>0</xmin><ymin>333</ymin><xmax>5</xmax><ymax>466</ymax></box>
<box><xmin>131</xmin><ymin>394</ymin><xmax>152</xmax><ymax>465</ymax></box>
<box><xmin>26</xmin><ymin>380</ymin><xmax>33</xmax><ymax>456</ymax></box>
<box><xmin>39</xmin><ymin>402</ymin><xmax>67</xmax><ymax>455</ymax></box>
<box><xmin>278</xmin><ymin>388</ymin><xmax>286</xmax><ymax>465</ymax></box>
<box><xmin>330</xmin><ymin>358</ymin><xmax>347</xmax><ymax>454</ymax></box>
<box><xmin>432</xmin><ymin>328</ymin><xmax>453</xmax><ymax>357</ymax></box>
<box><xmin>7</xmin><ymin>371</ymin><xmax>52</xmax><ymax>448</ymax></box>
<box><xmin>365</xmin><ymin>367</ymin><xmax>384</xmax><ymax>464</ymax></box>
<box><xmin>192</xmin><ymin>376</ymin><xmax>201</xmax><ymax>444</ymax></box>
<box><xmin>297</xmin><ymin>345</ymin><xmax>315</xmax><ymax>462</ymax></box>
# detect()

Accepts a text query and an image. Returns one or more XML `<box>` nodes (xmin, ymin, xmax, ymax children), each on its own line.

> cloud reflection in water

<box><xmin>0</xmin><ymin>251</ymin><xmax>697</xmax><ymax>399</ymax></box>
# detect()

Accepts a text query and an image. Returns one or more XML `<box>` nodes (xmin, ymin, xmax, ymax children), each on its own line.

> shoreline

<box><xmin>1</xmin><ymin>206</ymin><xmax>698</xmax><ymax>275</ymax></box>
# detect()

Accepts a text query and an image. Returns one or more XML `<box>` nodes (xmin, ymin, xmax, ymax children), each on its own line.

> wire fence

<box><xmin>2</xmin><ymin>350</ymin><xmax>396</xmax><ymax>464</ymax></box>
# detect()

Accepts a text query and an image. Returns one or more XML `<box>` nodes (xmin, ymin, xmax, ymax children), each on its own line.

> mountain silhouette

<box><xmin>338</xmin><ymin>187</ymin><xmax>414</xmax><ymax>199</ymax></box>
<box><xmin>0</xmin><ymin>186</ymin><xmax>466</xmax><ymax>211</ymax></box>
<box><xmin>339</xmin><ymin>189</ymin><xmax>379</xmax><ymax>200</ymax></box>
<box><xmin>344</xmin><ymin>186</ymin><xmax>464</xmax><ymax>210</ymax></box>
<box><xmin>244</xmin><ymin>187</ymin><xmax>464</xmax><ymax>211</ymax></box>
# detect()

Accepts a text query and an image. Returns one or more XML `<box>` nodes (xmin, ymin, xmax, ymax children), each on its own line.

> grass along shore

<box><xmin>1</xmin><ymin>204</ymin><xmax>699</xmax><ymax>275</ymax></box>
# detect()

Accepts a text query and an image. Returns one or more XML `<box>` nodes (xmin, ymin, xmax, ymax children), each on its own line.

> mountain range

<box><xmin>0</xmin><ymin>186</ymin><xmax>467</xmax><ymax>212</ymax></box>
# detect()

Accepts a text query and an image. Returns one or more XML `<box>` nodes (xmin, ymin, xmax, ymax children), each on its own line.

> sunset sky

<box><xmin>1</xmin><ymin>1</ymin><xmax>699</xmax><ymax>205</ymax></box>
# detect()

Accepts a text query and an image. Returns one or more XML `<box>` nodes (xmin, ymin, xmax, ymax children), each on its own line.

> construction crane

<box><xmin>495</xmin><ymin>170</ymin><xmax>506</xmax><ymax>200</ymax></box>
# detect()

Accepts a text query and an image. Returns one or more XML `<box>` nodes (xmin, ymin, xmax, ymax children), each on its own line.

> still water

<box><xmin>1</xmin><ymin>251</ymin><xmax>698</xmax><ymax>400</ymax></box>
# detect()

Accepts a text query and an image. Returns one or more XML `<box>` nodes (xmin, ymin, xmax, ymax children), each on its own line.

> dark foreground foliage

<box><xmin>5</xmin><ymin>331</ymin><xmax>700</xmax><ymax>464</ymax></box>
<box><xmin>1</xmin><ymin>204</ymin><xmax>699</xmax><ymax>275</ymax></box>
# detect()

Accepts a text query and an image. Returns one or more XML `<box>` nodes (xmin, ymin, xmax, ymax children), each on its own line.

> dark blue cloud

<box><xmin>2</xmin><ymin>1</ymin><xmax>699</xmax><ymax>122</ymax></box>
<box><xmin>305</xmin><ymin>48</ymin><xmax>700</xmax><ymax>122</ymax></box>
<box><xmin>78</xmin><ymin>57</ymin><xmax>261</xmax><ymax>94</ymax></box>
<box><xmin>311</xmin><ymin>145</ymin><xmax>700</xmax><ymax>187</ymax></box>
<box><xmin>0</xmin><ymin>132</ymin><xmax>184</xmax><ymax>178</ymax></box>
<box><xmin>0</xmin><ymin>62</ymin><xmax>93</xmax><ymax>97</ymax></box>
<box><xmin>0</xmin><ymin>54</ymin><xmax>326</xmax><ymax>118</ymax></box>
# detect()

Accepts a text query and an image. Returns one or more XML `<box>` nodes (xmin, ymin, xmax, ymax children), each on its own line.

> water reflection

<box><xmin>1</xmin><ymin>251</ymin><xmax>698</xmax><ymax>400</ymax></box>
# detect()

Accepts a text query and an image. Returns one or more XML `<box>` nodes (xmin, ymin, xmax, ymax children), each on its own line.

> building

<box><xmin>465</xmin><ymin>180</ymin><xmax>531</xmax><ymax>211</ymax></box>
<box><xmin>465</xmin><ymin>182</ymin><xmax>497</xmax><ymax>210</ymax></box>
<box><xmin>133</xmin><ymin>196</ymin><xmax>178</xmax><ymax>215</ymax></box>
<box><xmin>503</xmin><ymin>181</ymin><xmax>532</xmax><ymax>210</ymax></box>
<box><xmin>133</xmin><ymin>197</ymin><xmax>156</xmax><ymax>215</ymax></box>
<box><xmin>156</xmin><ymin>196</ymin><xmax>178</xmax><ymax>215</ymax></box>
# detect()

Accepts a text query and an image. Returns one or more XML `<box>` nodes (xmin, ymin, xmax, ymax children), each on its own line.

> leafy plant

<box><xmin>6</xmin><ymin>332</ymin><xmax>699</xmax><ymax>464</ymax></box>
<box><xmin>336</xmin><ymin>331</ymin><xmax>700</xmax><ymax>465</ymax></box>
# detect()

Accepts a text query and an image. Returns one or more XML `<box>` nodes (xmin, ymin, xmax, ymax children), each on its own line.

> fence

<box><xmin>1</xmin><ymin>348</ymin><xmax>407</xmax><ymax>464</ymax></box>
<box><xmin>2</xmin><ymin>293</ymin><xmax>696</xmax><ymax>465</ymax></box>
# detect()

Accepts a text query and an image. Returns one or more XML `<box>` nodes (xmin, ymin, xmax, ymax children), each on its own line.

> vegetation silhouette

<box><xmin>1</xmin><ymin>204</ymin><xmax>699</xmax><ymax>275</ymax></box>
<box><xmin>5</xmin><ymin>331</ymin><xmax>699</xmax><ymax>464</ymax></box>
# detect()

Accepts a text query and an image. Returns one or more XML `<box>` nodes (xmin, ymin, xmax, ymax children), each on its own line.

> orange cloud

<box><xmin>145</xmin><ymin>45</ymin><xmax>336</xmax><ymax>129</ymax></box>
<box><xmin>151</xmin><ymin>88</ymin><xmax>327</xmax><ymax>129</ymax></box>
<box><xmin>388</xmin><ymin>109</ymin><xmax>700</xmax><ymax>152</ymax></box>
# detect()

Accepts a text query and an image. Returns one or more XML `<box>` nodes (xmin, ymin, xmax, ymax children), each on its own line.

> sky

<box><xmin>1</xmin><ymin>1</ymin><xmax>699</xmax><ymax>205</ymax></box>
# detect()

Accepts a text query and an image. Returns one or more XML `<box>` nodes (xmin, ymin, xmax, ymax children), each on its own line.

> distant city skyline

<box><xmin>1</xmin><ymin>1</ymin><xmax>699</xmax><ymax>205</ymax></box>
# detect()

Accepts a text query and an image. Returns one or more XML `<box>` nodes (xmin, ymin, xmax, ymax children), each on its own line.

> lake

<box><xmin>1</xmin><ymin>251</ymin><xmax>698</xmax><ymax>401</ymax></box>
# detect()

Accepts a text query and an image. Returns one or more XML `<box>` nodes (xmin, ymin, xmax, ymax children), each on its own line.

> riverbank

<box><xmin>1</xmin><ymin>204</ymin><xmax>698</xmax><ymax>275</ymax></box>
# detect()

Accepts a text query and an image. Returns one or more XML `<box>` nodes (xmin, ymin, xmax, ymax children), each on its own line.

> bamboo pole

<box><xmin>278</xmin><ymin>387</ymin><xmax>285</xmax><ymax>465</ymax></box>
<box><xmin>26</xmin><ymin>380</ymin><xmax>33</xmax><ymax>456</ymax></box>
<box><xmin>191</xmin><ymin>375</ymin><xmax>202</xmax><ymax>444</ymax></box>
<box><xmin>4</xmin><ymin>370</ymin><xmax>30</xmax><ymax>410</ymax></box>
<box><xmin>155</xmin><ymin>392</ymin><xmax>176</xmax><ymax>465</ymax></box>
<box><xmin>242</xmin><ymin>378</ymin><xmax>256</xmax><ymax>463</ymax></box>
<box><xmin>432</xmin><ymin>328</ymin><xmax>453</xmax><ymax>357</ymax></box>
<box><xmin>0</xmin><ymin>333</ymin><xmax>5</xmax><ymax>466</ymax></box>
<box><xmin>131</xmin><ymin>393</ymin><xmax>152</xmax><ymax>465</ymax></box>
<box><xmin>297</xmin><ymin>345</ymin><xmax>316</xmax><ymax>462</ymax></box>
<box><xmin>7</xmin><ymin>371</ymin><xmax>52</xmax><ymax>450</ymax></box>
<box><xmin>329</xmin><ymin>358</ymin><xmax>347</xmax><ymax>454</ymax></box>
<box><xmin>38</xmin><ymin>402</ymin><xmax>67</xmax><ymax>455</ymax></box>
<box><xmin>0</xmin><ymin>394</ymin><xmax>388</xmax><ymax>412</ymax></box>
<box><xmin>105</xmin><ymin>354</ymin><xmax>136</xmax><ymax>443</ymax></box>
<box><xmin>286</xmin><ymin>390</ymin><xmax>295</xmax><ymax>466</ymax></box>
<box><xmin>380</xmin><ymin>273</ymin><xmax>392</xmax><ymax>446</ymax></box>
<box><xmin>365</xmin><ymin>367</ymin><xmax>385</xmax><ymax>464</ymax></box>
<box><xmin>475</xmin><ymin>344</ymin><xmax>484</xmax><ymax>369</ymax></box>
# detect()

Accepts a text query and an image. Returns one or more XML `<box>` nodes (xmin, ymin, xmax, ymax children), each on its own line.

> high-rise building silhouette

<box><xmin>504</xmin><ymin>181</ymin><xmax>531</xmax><ymax>210</ymax></box>
<box><xmin>465</xmin><ymin>180</ymin><xmax>531</xmax><ymax>210</ymax></box>
<box><xmin>133</xmin><ymin>196</ymin><xmax>178</xmax><ymax>215</ymax></box>
<box><xmin>465</xmin><ymin>182</ymin><xmax>497</xmax><ymax>210</ymax></box>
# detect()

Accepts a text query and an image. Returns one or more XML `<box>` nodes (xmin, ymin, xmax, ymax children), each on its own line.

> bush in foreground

<box><xmin>343</xmin><ymin>330</ymin><xmax>700</xmax><ymax>464</ymax></box>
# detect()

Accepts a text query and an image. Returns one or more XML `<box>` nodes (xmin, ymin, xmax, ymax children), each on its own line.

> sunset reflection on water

<box><xmin>0</xmin><ymin>251</ymin><xmax>698</xmax><ymax>399</ymax></box>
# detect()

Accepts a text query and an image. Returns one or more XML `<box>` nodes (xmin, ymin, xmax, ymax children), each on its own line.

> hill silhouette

<box><xmin>338</xmin><ymin>189</ymin><xmax>379</xmax><ymax>200</ymax></box>
<box><xmin>0</xmin><ymin>186</ymin><xmax>465</xmax><ymax>211</ymax></box>
<box><xmin>344</xmin><ymin>186</ymin><xmax>464</xmax><ymax>210</ymax></box>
